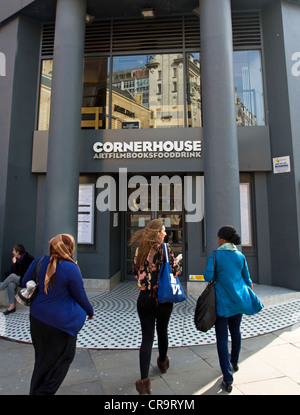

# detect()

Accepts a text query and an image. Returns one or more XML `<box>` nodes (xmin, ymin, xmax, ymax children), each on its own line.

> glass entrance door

<box><xmin>125</xmin><ymin>178</ymin><xmax>185</xmax><ymax>280</ymax></box>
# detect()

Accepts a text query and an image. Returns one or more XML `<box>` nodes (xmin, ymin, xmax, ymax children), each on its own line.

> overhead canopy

<box><xmin>3</xmin><ymin>0</ymin><xmax>299</xmax><ymax>25</ymax></box>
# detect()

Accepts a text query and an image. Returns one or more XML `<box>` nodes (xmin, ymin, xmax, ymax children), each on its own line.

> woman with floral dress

<box><xmin>130</xmin><ymin>219</ymin><xmax>182</xmax><ymax>394</ymax></box>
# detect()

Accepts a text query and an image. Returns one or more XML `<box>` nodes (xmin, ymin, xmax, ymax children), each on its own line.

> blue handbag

<box><xmin>157</xmin><ymin>243</ymin><xmax>186</xmax><ymax>303</ymax></box>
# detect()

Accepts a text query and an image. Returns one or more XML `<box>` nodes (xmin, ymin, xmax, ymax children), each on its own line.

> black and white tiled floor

<box><xmin>1</xmin><ymin>282</ymin><xmax>300</xmax><ymax>349</ymax></box>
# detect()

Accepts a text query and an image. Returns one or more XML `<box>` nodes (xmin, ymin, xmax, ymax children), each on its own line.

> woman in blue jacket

<box><xmin>204</xmin><ymin>226</ymin><xmax>263</xmax><ymax>393</ymax></box>
<box><xmin>22</xmin><ymin>233</ymin><xmax>94</xmax><ymax>395</ymax></box>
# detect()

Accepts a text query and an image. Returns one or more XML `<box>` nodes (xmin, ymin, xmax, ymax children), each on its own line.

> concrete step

<box><xmin>186</xmin><ymin>282</ymin><xmax>300</xmax><ymax>307</ymax></box>
<box><xmin>252</xmin><ymin>284</ymin><xmax>300</xmax><ymax>307</ymax></box>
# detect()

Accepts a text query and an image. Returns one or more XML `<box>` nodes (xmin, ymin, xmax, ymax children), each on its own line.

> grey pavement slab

<box><xmin>0</xmin><ymin>284</ymin><xmax>300</xmax><ymax>397</ymax></box>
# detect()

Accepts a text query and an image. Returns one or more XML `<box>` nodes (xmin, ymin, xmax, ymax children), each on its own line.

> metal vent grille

<box><xmin>41</xmin><ymin>25</ymin><xmax>55</xmax><ymax>56</ymax></box>
<box><xmin>232</xmin><ymin>11</ymin><xmax>261</xmax><ymax>47</ymax></box>
<box><xmin>41</xmin><ymin>12</ymin><xmax>261</xmax><ymax>57</ymax></box>
<box><xmin>84</xmin><ymin>20</ymin><xmax>111</xmax><ymax>54</ymax></box>
<box><xmin>112</xmin><ymin>17</ymin><xmax>184</xmax><ymax>52</ymax></box>
<box><xmin>184</xmin><ymin>15</ymin><xmax>202</xmax><ymax>50</ymax></box>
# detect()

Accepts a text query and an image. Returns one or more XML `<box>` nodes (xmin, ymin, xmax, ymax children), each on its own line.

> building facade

<box><xmin>1</xmin><ymin>0</ymin><xmax>300</xmax><ymax>292</ymax></box>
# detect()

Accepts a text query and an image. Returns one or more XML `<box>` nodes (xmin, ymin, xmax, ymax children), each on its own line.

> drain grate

<box><xmin>0</xmin><ymin>282</ymin><xmax>300</xmax><ymax>349</ymax></box>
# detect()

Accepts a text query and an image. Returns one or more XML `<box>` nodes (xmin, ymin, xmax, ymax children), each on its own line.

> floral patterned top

<box><xmin>133</xmin><ymin>243</ymin><xmax>182</xmax><ymax>298</ymax></box>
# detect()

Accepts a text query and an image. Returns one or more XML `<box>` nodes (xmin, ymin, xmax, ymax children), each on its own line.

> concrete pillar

<box><xmin>43</xmin><ymin>0</ymin><xmax>87</xmax><ymax>252</ymax></box>
<box><xmin>200</xmin><ymin>0</ymin><xmax>241</xmax><ymax>256</ymax></box>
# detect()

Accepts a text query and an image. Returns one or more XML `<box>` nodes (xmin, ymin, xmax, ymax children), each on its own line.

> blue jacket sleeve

<box><xmin>241</xmin><ymin>256</ymin><xmax>253</xmax><ymax>287</ymax></box>
<box><xmin>204</xmin><ymin>252</ymin><xmax>215</xmax><ymax>282</ymax></box>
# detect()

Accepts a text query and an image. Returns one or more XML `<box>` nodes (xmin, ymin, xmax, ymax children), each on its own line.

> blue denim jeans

<box><xmin>215</xmin><ymin>314</ymin><xmax>242</xmax><ymax>385</ymax></box>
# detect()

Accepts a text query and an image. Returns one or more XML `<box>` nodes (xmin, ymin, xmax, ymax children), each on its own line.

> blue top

<box><xmin>22</xmin><ymin>256</ymin><xmax>94</xmax><ymax>336</ymax></box>
<box><xmin>204</xmin><ymin>245</ymin><xmax>263</xmax><ymax>318</ymax></box>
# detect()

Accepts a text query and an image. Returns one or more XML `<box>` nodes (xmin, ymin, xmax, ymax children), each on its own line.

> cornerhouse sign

<box><xmin>93</xmin><ymin>139</ymin><xmax>202</xmax><ymax>160</ymax></box>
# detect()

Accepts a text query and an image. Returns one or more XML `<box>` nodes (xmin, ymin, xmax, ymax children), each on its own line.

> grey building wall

<box><xmin>0</xmin><ymin>16</ymin><xmax>41</xmax><ymax>275</ymax></box>
<box><xmin>262</xmin><ymin>1</ymin><xmax>300</xmax><ymax>289</ymax></box>
<box><xmin>1</xmin><ymin>0</ymin><xmax>300</xmax><ymax>290</ymax></box>
<box><xmin>0</xmin><ymin>0</ymin><xmax>36</xmax><ymax>23</ymax></box>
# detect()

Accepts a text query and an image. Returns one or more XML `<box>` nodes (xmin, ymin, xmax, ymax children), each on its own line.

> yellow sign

<box><xmin>189</xmin><ymin>275</ymin><xmax>205</xmax><ymax>281</ymax></box>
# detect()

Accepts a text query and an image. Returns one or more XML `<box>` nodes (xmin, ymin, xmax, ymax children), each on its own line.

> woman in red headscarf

<box><xmin>22</xmin><ymin>234</ymin><xmax>94</xmax><ymax>395</ymax></box>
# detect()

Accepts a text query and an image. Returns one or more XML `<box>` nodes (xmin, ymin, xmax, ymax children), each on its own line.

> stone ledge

<box><xmin>0</xmin><ymin>287</ymin><xmax>27</xmax><ymax>310</ymax></box>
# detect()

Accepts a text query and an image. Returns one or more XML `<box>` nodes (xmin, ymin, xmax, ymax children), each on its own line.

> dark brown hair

<box><xmin>13</xmin><ymin>244</ymin><xmax>25</xmax><ymax>255</ymax></box>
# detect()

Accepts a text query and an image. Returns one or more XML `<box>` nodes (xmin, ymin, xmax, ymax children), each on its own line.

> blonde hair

<box><xmin>129</xmin><ymin>219</ymin><xmax>164</xmax><ymax>269</ymax></box>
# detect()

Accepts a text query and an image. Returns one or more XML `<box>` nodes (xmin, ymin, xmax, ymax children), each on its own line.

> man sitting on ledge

<box><xmin>0</xmin><ymin>244</ymin><xmax>34</xmax><ymax>314</ymax></box>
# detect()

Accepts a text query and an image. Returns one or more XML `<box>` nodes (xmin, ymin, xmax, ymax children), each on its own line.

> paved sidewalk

<box><xmin>0</xmin><ymin>318</ymin><xmax>299</xmax><ymax>395</ymax></box>
<box><xmin>0</xmin><ymin>283</ymin><xmax>300</xmax><ymax>396</ymax></box>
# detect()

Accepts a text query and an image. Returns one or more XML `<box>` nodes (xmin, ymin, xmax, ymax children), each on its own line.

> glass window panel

<box><xmin>165</xmin><ymin>229</ymin><xmax>183</xmax><ymax>245</ymax></box>
<box><xmin>127</xmin><ymin>214</ymin><xmax>152</xmax><ymax>228</ymax></box>
<box><xmin>234</xmin><ymin>51</ymin><xmax>265</xmax><ymax>126</ymax></box>
<box><xmin>127</xmin><ymin>260</ymin><xmax>134</xmax><ymax>275</ymax></box>
<box><xmin>148</xmin><ymin>54</ymin><xmax>185</xmax><ymax>128</ymax></box>
<box><xmin>127</xmin><ymin>230</ymin><xmax>137</xmax><ymax>259</ymax></box>
<box><xmin>112</xmin><ymin>55</ymin><xmax>151</xmax><ymax>129</ymax></box>
<box><xmin>240</xmin><ymin>183</ymin><xmax>253</xmax><ymax>246</ymax></box>
<box><xmin>171</xmin><ymin>246</ymin><xmax>183</xmax><ymax>258</ymax></box>
<box><xmin>38</xmin><ymin>58</ymin><xmax>110</xmax><ymax>130</ymax></box>
<box><xmin>38</xmin><ymin>60</ymin><xmax>53</xmax><ymax>130</ymax></box>
<box><xmin>186</xmin><ymin>53</ymin><xmax>202</xmax><ymax>127</ymax></box>
<box><xmin>38</xmin><ymin>51</ymin><xmax>265</xmax><ymax>132</ymax></box>
<box><xmin>158</xmin><ymin>214</ymin><xmax>182</xmax><ymax>228</ymax></box>
<box><xmin>82</xmin><ymin>57</ymin><xmax>109</xmax><ymax>129</ymax></box>
<box><xmin>151</xmin><ymin>179</ymin><xmax>182</xmax><ymax>212</ymax></box>
<box><xmin>128</xmin><ymin>182</ymin><xmax>151</xmax><ymax>212</ymax></box>
<box><xmin>128</xmin><ymin>245</ymin><xmax>137</xmax><ymax>260</ymax></box>
<box><xmin>112</xmin><ymin>54</ymin><xmax>185</xmax><ymax>129</ymax></box>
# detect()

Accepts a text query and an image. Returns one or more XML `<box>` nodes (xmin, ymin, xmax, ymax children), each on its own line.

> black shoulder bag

<box><xmin>194</xmin><ymin>251</ymin><xmax>217</xmax><ymax>332</ymax></box>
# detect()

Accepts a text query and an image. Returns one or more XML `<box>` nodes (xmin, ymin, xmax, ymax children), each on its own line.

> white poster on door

<box><xmin>78</xmin><ymin>184</ymin><xmax>95</xmax><ymax>244</ymax></box>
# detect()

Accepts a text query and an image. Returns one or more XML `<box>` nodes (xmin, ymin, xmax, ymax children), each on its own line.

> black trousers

<box><xmin>137</xmin><ymin>291</ymin><xmax>173</xmax><ymax>379</ymax></box>
<box><xmin>29</xmin><ymin>314</ymin><xmax>77</xmax><ymax>395</ymax></box>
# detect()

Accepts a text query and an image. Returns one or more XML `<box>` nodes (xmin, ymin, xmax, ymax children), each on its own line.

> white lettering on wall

<box><xmin>92</xmin><ymin>139</ymin><xmax>202</xmax><ymax>160</ymax></box>
<box><xmin>291</xmin><ymin>52</ymin><xmax>300</xmax><ymax>77</ymax></box>
<box><xmin>95</xmin><ymin>168</ymin><xmax>204</xmax><ymax>223</ymax></box>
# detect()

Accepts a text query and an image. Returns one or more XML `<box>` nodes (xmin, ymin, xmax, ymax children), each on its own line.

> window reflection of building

<box><xmin>147</xmin><ymin>54</ymin><xmax>185</xmax><ymax>128</ymax></box>
<box><xmin>235</xmin><ymin>89</ymin><xmax>257</xmax><ymax>126</ymax></box>
<box><xmin>37</xmin><ymin>50</ymin><xmax>264</xmax><ymax>130</ymax></box>
<box><xmin>38</xmin><ymin>60</ymin><xmax>52</xmax><ymax>130</ymax></box>
<box><xmin>111</xmin><ymin>53</ymin><xmax>201</xmax><ymax>129</ymax></box>
<box><xmin>186</xmin><ymin>53</ymin><xmax>201</xmax><ymax>127</ymax></box>
<box><xmin>111</xmin><ymin>63</ymin><xmax>153</xmax><ymax>128</ymax></box>
<box><xmin>112</xmin><ymin>66</ymin><xmax>149</xmax><ymax>107</ymax></box>
<box><xmin>110</xmin><ymin>87</ymin><xmax>154</xmax><ymax>129</ymax></box>
<box><xmin>233</xmin><ymin>50</ymin><xmax>264</xmax><ymax>126</ymax></box>
<box><xmin>82</xmin><ymin>57</ymin><xmax>108</xmax><ymax>129</ymax></box>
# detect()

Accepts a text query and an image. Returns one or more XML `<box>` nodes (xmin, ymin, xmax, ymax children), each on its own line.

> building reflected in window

<box><xmin>37</xmin><ymin>51</ymin><xmax>264</xmax><ymax>130</ymax></box>
<box><xmin>234</xmin><ymin>50</ymin><xmax>265</xmax><ymax>126</ymax></box>
<box><xmin>38</xmin><ymin>60</ymin><xmax>52</xmax><ymax>131</ymax></box>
